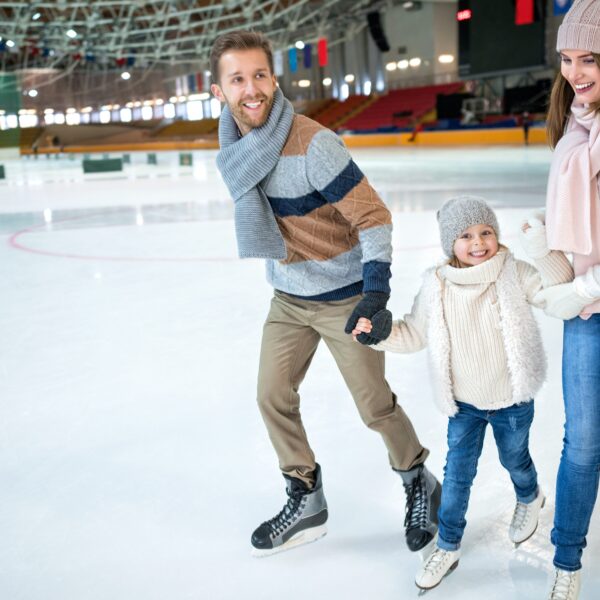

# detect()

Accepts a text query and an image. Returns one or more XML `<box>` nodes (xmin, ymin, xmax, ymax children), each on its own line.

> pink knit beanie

<box><xmin>557</xmin><ymin>0</ymin><xmax>600</xmax><ymax>53</ymax></box>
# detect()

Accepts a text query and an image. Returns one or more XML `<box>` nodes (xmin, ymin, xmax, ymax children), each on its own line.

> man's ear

<box><xmin>211</xmin><ymin>83</ymin><xmax>224</xmax><ymax>102</ymax></box>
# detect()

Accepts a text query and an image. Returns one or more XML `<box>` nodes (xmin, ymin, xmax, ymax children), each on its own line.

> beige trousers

<box><xmin>257</xmin><ymin>291</ymin><xmax>429</xmax><ymax>487</ymax></box>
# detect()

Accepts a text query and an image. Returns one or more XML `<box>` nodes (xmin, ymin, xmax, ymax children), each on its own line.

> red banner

<box><xmin>516</xmin><ymin>0</ymin><xmax>534</xmax><ymax>25</ymax></box>
<box><xmin>318</xmin><ymin>38</ymin><xmax>328</xmax><ymax>67</ymax></box>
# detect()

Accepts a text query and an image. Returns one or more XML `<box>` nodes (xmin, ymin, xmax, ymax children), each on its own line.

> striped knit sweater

<box><xmin>261</xmin><ymin>114</ymin><xmax>392</xmax><ymax>300</ymax></box>
<box><xmin>374</xmin><ymin>250</ymin><xmax>574</xmax><ymax>414</ymax></box>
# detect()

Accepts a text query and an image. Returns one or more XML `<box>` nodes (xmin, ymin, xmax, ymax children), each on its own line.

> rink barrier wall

<box><xmin>18</xmin><ymin>127</ymin><xmax>548</xmax><ymax>156</ymax></box>
<box><xmin>341</xmin><ymin>127</ymin><xmax>547</xmax><ymax>147</ymax></box>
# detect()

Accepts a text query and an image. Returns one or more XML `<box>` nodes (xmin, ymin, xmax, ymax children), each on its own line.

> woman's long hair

<box><xmin>546</xmin><ymin>53</ymin><xmax>600</xmax><ymax>149</ymax></box>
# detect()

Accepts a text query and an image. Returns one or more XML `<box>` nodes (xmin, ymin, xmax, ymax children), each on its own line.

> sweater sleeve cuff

<box><xmin>362</xmin><ymin>260</ymin><xmax>391</xmax><ymax>294</ymax></box>
<box><xmin>534</xmin><ymin>251</ymin><xmax>574</xmax><ymax>287</ymax></box>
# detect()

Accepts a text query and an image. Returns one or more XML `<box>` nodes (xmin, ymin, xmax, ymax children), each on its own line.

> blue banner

<box><xmin>187</xmin><ymin>74</ymin><xmax>196</xmax><ymax>93</ymax></box>
<box><xmin>303</xmin><ymin>44</ymin><xmax>312</xmax><ymax>69</ymax></box>
<box><xmin>288</xmin><ymin>47</ymin><xmax>297</xmax><ymax>72</ymax></box>
<box><xmin>554</xmin><ymin>0</ymin><xmax>573</xmax><ymax>16</ymax></box>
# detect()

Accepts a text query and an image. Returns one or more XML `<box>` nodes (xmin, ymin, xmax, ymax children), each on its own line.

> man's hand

<box><xmin>345</xmin><ymin>292</ymin><xmax>392</xmax><ymax>345</ymax></box>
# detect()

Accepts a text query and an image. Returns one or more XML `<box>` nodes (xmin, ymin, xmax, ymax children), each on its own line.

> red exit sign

<box><xmin>457</xmin><ymin>9</ymin><xmax>472</xmax><ymax>21</ymax></box>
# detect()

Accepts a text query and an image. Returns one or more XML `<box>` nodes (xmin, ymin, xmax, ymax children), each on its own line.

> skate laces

<box><xmin>550</xmin><ymin>570</ymin><xmax>577</xmax><ymax>600</ymax></box>
<box><xmin>511</xmin><ymin>501</ymin><xmax>530</xmax><ymax>531</ymax></box>
<box><xmin>264</xmin><ymin>488</ymin><xmax>305</xmax><ymax>534</ymax></box>
<box><xmin>422</xmin><ymin>548</ymin><xmax>452</xmax><ymax>575</ymax></box>
<box><xmin>404</xmin><ymin>474</ymin><xmax>428</xmax><ymax>530</ymax></box>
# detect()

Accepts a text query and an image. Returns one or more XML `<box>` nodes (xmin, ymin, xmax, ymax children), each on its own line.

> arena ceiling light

<box><xmin>295</xmin><ymin>41</ymin><xmax>305</xmax><ymax>49</ymax></box>
<box><xmin>409</xmin><ymin>57</ymin><xmax>421</xmax><ymax>67</ymax></box>
<box><xmin>66</xmin><ymin>29</ymin><xmax>77</xmax><ymax>39</ymax></box>
<box><xmin>438</xmin><ymin>54</ymin><xmax>454</xmax><ymax>64</ymax></box>
<box><xmin>385</xmin><ymin>62</ymin><xmax>397</xmax><ymax>71</ymax></box>
<box><xmin>121</xmin><ymin>71</ymin><xmax>131</xmax><ymax>80</ymax></box>
<box><xmin>298</xmin><ymin>79</ymin><xmax>311</xmax><ymax>87</ymax></box>
<box><xmin>344</xmin><ymin>74</ymin><xmax>355</xmax><ymax>83</ymax></box>
<box><xmin>322</xmin><ymin>77</ymin><xmax>332</xmax><ymax>86</ymax></box>
<box><xmin>397</xmin><ymin>59</ymin><xmax>409</xmax><ymax>69</ymax></box>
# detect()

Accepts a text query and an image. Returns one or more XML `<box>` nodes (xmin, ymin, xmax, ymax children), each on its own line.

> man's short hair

<box><xmin>210</xmin><ymin>30</ymin><xmax>274</xmax><ymax>84</ymax></box>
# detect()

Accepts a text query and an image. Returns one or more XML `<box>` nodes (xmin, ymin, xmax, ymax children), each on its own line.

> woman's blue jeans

<box><xmin>552</xmin><ymin>314</ymin><xmax>600</xmax><ymax>572</ymax></box>
<box><xmin>437</xmin><ymin>400</ymin><xmax>539</xmax><ymax>551</ymax></box>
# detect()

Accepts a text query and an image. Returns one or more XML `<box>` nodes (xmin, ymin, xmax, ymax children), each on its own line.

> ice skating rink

<box><xmin>1</xmin><ymin>145</ymin><xmax>598</xmax><ymax>600</ymax></box>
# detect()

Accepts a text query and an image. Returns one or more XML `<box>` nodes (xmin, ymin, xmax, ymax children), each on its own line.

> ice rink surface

<box><xmin>1</xmin><ymin>145</ymin><xmax>598</xmax><ymax>600</ymax></box>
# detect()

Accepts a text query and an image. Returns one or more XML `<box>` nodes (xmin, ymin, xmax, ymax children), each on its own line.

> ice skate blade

<box><xmin>251</xmin><ymin>524</ymin><xmax>327</xmax><ymax>558</ymax></box>
<box><xmin>415</xmin><ymin>560</ymin><xmax>459</xmax><ymax>595</ymax></box>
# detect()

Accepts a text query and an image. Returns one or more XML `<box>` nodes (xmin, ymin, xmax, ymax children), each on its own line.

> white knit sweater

<box><xmin>376</xmin><ymin>250</ymin><xmax>574</xmax><ymax>416</ymax></box>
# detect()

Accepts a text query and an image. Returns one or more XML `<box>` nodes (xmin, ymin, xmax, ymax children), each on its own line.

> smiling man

<box><xmin>210</xmin><ymin>30</ymin><xmax>440</xmax><ymax>557</ymax></box>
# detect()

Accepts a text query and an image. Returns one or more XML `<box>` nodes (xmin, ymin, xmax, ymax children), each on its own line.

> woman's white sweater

<box><xmin>376</xmin><ymin>250</ymin><xmax>574</xmax><ymax>415</ymax></box>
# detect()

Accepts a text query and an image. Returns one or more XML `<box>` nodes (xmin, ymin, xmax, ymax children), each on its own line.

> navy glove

<box><xmin>344</xmin><ymin>292</ymin><xmax>392</xmax><ymax>345</ymax></box>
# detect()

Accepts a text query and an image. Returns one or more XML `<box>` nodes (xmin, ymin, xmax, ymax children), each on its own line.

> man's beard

<box><xmin>228</xmin><ymin>93</ymin><xmax>274</xmax><ymax>131</ymax></box>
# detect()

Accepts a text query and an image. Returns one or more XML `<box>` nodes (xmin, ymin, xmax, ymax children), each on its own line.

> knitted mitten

<box><xmin>344</xmin><ymin>292</ymin><xmax>392</xmax><ymax>345</ymax></box>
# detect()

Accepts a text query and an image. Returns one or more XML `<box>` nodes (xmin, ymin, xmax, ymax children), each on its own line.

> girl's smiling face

<box><xmin>453</xmin><ymin>223</ymin><xmax>499</xmax><ymax>267</ymax></box>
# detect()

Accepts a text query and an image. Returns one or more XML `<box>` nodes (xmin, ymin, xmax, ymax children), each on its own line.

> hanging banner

<box><xmin>274</xmin><ymin>50</ymin><xmax>284</xmax><ymax>76</ymax></box>
<box><xmin>303</xmin><ymin>44</ymin><xmax>312</xmax><ymax>69</ymax></box>
<box><xmin>195</xmin><ymin>72</ymin><xmax>203</xmax><ymax>92</ymax></box>
<box><xmin>515</xmin><ymin>0</ymin><xmax>534</xmax><ymax>25</ymax></box>
<box><xmin>288</xmin><ymin>47</ymin><xmax>297</xmax><ymax>72</ymax></box>
<box><xmin>187</xmin><ymin>74</ymin><xmax>197</xmax><ymax>93</ymax></box>
<box><xmin>554</xmin><ymin>0</ymin><xmax>573</xmax><ymax>15</ymax></box>
<box><xmin>317</xmin><ymin>38</ymin><xmax>328</xmax><ymax>67</ymax></box>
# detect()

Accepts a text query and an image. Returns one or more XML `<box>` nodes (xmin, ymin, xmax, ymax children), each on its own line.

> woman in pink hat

<box><xmin>529</xmin><ymin>0</ymin><xmax>600</xmax><ymax>598</ymax></box>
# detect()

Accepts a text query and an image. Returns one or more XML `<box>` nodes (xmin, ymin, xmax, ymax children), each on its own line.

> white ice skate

<box><xmin>509</xmin><ymin>489</ymin><xmax>545</xmax><ymax>547</ymax></box>
<box><xmin>415</xmin><ymin>546</ymin><xmax>460</xmax><ymax>595</ymax></box>
<box><xmin>547</xmin><ymin>568</ymin><xmax>581</xmax><ymax>600</ymax></box>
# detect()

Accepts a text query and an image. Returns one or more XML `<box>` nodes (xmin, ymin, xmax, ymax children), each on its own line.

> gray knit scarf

<box><xmin>216</xmin><ymin>87</ymin><xmax>293</xmax><ymax>259</ymax></box>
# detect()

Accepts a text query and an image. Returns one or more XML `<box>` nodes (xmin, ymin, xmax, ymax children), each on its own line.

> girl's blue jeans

<box><xmin>437</xmin><ymin>400</ymin><xmax>539</xmax><ymax>551</ymax></box>
<box><xmin>552</xmin><ymin>314</ymin><xmax>600</xmax><ymax>572</ymax></box>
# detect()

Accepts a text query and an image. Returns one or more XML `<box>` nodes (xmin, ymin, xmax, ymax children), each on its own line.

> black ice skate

<box><xmin>398</xmin><ymin>464</ymin><xmax>442</xmax><ymax>552</ymax></box>
<box><xmin>251</xmin><ymin>464</ymin><xmax>328</xmax><ymax>557</ymax></box>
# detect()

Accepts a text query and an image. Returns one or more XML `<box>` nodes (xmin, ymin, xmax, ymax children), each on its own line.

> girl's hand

<box><xmin>352</xmin><ymin>317</ymin><xmax>373</xmax><ymax>340</ymax></box>
<box><xmin>519</xmin><ymin>212</ymin><xmax>549</xmax><ymax>259</ymax></box>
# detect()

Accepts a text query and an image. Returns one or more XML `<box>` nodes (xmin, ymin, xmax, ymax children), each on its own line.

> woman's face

<box><xmin>560</xmin><ymin>49</ymin><xmax>600</xmax><ymax>104</ymax></box>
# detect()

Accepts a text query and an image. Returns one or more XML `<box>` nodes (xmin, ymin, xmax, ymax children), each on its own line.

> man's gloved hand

<box><xmin>519</xmin><ymin>212</ymin><xmax>549</xmax><ymax>260</ymax></box>
<box><xmin>344</xmin><ymin>292</ymin><xmax>392</xmax><ymax>345</ymax></box>
<box><xmin>534</xmin><ymin>277</ymin><xmax>597</xmax><ymax>320</ymax></box>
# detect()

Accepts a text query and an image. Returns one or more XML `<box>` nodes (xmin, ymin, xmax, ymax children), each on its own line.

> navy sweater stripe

<box><xmin>285</xmin><ymin>280</ymin><xmax>364</xmax><ymax>301</ymax></box>
<box><xmin>269</xmin><ymin>160</ymin><xmax>364</xmax><ymax>218</ymax></box>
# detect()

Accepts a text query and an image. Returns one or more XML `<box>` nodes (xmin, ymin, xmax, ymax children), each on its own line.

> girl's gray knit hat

<box><xmin>437</xmin><ymin>196</ymin><xmax>500</xmax><ymax>257</ymax></box>
<box><xmin>557</xmin><ymin>0</ymin><xmax>600</xmax><ymax>53</ymax></box>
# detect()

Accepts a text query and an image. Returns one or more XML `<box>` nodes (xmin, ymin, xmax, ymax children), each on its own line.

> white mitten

<box><xmin>576</xmin><ymin>264</ymin><xmax>600</xmax><ymax>298</ymax></box>
<box><xmin>519</xmin><ymin>212</ymin><xmax>549</xmax><ymax>259</ymax></box>
<box><xmin>534</xmin><ymin>280</ymin><xmax>597</xmax><ymax>320</ymax></box>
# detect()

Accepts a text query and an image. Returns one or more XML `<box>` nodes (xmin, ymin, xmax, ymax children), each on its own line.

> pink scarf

<box><xmin>546</xmin><ymin>103</ymin><xmax>600</xmax><ymax>315</ymax></box>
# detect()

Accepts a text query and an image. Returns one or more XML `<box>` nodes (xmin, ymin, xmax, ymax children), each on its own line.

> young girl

<box><xmin>528</xmin><ymin>1</ymin><xmax>600</xmax><ymax>597</ymax></box>
<box><xmin>353</xmin><ymin>196</ymin><xmax>574</xmax><ymax>593</ymax></box>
